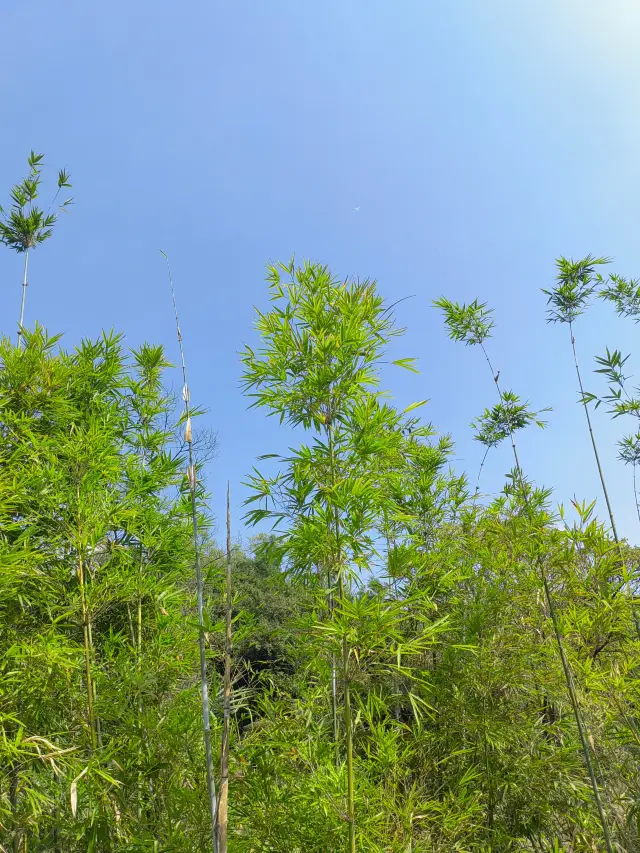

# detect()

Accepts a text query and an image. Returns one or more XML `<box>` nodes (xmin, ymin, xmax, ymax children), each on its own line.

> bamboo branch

<box><xmin>217</xmin><ymin>482</ymin><xmax>233</xmax><ymax>853</ymax></box>
<box><xmin>161</xmin><ymin>250</ymin><xmax>219</xmax><ymax>853</ymax></box>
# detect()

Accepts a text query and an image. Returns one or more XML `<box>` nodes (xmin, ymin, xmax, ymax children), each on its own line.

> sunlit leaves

<box><xmin>433</xmin><ymin>296</ymin><xmax>494</xmax><ymax>346</ymax></box>
<box><xmin>543</xmin><ymin>255</ymin><xmax>610</xmax><ymax>324</ymax></box>
<box><xmin>0</xmin><ymin>151</ymin><xmax>72</xmax><ymax>254</ymax></box>
<box><xmin>599</xmin><ymin>273</ymin><xmax>640</xmax><ymax>321</ymax></box>
<box><xmin>471</xmin><ymin>391</ymin><xmax>550</xmax><ymax>449</ymax></box>
<box><xmin>0</xmin><ymin>327</ymin><xmax>208</xmax><ymax>847</ymax></box>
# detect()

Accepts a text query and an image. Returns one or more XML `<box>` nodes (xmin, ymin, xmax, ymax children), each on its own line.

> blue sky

<box><xmin>2</xmin><ymin>1</ymin><xmax>640</xmax><ymax>542</ymax></box>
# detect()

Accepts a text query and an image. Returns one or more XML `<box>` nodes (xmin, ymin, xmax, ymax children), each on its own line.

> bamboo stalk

<box><xmin>86</xmin><ymin>614</ymin><xmax>102</xmax><ymax>749</ymax></box>
<box><xmin>474</xmin><ymin>446</ymin><xmax>490</xmax><ymax>503</ymax></box>
<box><xmin>569</xmin><ymin>323</ymin><xmax>640</xmax><ymax>639</ymax></box>
<box><xmin>339</xmin><ymin>572</ymin><xmax>356</xmax><ymax>853</ymax></box>
<box><xmin>137</xmin><ymin>546</ymin><xmax>144</xmax><ymax>822</ymax></box>
<box><xmin>10</xmin><ymin>755</ymin><xmax>20</xmax><ymax>853</ymax></box>
<box><xmin>17</xmin><ymin>250</ymin><xmax>29</xmax><ymax>348</ymax></box>
<box><xmin>479</xmin><ymin>345</ymin><xmax>614</xmax><ymax>853</ymax></box>
<box><xmin>327</xmin><ymin>566</ymin><xmax>339</xmax><ymax>747</ymax></box>
<box><xmin>217</xmin><ymin>482</ymin><xmax>233</xmax><ymax>852</ymax></box>
<box><xmin>327</xmin><ymin>421</ymin><xmax>356</xmax><ymax>853</ymax></box>
<box><xmin>161</xmin><ymin>251</ymin><xmax>218</xmax><ymax>853</ymax></box>
<box><xmin>569</xmin><ymin>323</ymin><xmax>619</xmax><ymax>540</ymax></box>
<box><xmin>541</xmin><ymin>572</ymin><xmax>614</xmax><ymax>853</ymax></box>
<box><xmin>77</xmin><ymin>550</ymin><xmax>97</xmax><ymax>752</ymax></box>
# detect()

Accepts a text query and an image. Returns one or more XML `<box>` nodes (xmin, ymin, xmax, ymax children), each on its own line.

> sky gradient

<box><xmin>2</xmin><ymin>1</ymin><xmax>640</xmax><ymax>541</ymax></box>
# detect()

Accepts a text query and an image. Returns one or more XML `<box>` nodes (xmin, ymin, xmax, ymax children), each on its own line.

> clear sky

<box><xmin>2</xmin><ymin>1</ymin><xmax>640</xmax><ymax>542</ymax></box>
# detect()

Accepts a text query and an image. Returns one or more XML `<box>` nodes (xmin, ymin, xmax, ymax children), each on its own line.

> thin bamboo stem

<box><xmin>474</xmin><ymin>446</ymin><xmax>490</xmax><ymax>503</ymax></box>
<box><xmin>327</xmin><ymin>566</ymin><xmax>339</xmax><ymax>748</ymax></box>
<box><xmin>86</xmin><ymin>615</ymin><xmax>102</xmax><ymax>748</ymax></box>
<box><xmin>327</xmin><ymin>421</ymin><xmax>356</xmax><ymax>853</ymax></box>
<box><xmin>137</xmin><ymin>547</ymin><xmax>143</xmax><ymax>822</ymax></box>
<box><xmin>542</xmin><ymin>573</ymin><xmax>614</xmax><ymax>853</ymax></box>
<box><xmin>162</xmin><ymin>251</ymin><xmax>218</xmax><ymax>853</ymax></box>
<box><xmin>10</xmin><ymin>755</ymin><xmax>20</xmax><ymax>853</ymax></box>
<box><xmin>17</xmin><ymin>250</ymin><xmax>28</xmax><ymax>348</ymax></box>
<box><xmin>77</xmin><ymin>550</ymin><xmax>97</xmax><ymax>752</ymax></box>
<box><xmin>385</xmin><ymin>532</ymin><xmax>401</xmax><ymax>723</ymax></box>
<box><xmin>569</xmin><ymin>324</ymin><xmax>619</xmax><ymax>541</ymax></box>
<box><xmin>569</xmin><ymin>324</ymin><xmax>640</xmax><ymax>639</ymax></box>
<box><xmin>478</xmin><ymin>342</ymin><xmax>613</xmax><ymax>852</ymax></box>
<box><xmin>479</xmin><ymin>344</ymin><xmax>523</xmax><ymax>477</ymax></box>
<box><xmin>217</xmin><ymin>482</ymin><xmax>233</xmax><ymax>853</ymax></box>
<box><xmin>339</xmin><ymin>574</ymin><xmax>356</xmax><ymax>853</ymax></box>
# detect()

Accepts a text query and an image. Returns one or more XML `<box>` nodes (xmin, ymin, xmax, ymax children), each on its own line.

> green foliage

<box><xmin>4</xmin><ymin>249</ymin><xmax>640</xmax><ymax>853</ymax></box>
<box><xmin>0</xmin><ymin>327</ymin><xmax>214</xmax><ymax>850</ymax></box>
<box><xmin>599</xmin><ymin>273</ymin><xmax>640</xmax><ymax>320</ymax></box>
<box><xmin>433</xmin><ymin>296</ymin><xmax>494</xmax><ymax>346</ymax></box>
<box><xmin>472</xmin><ymin>391</ymin><xmax>549</xmax><ymax>449</ymax></box>
<box><xmin>0</xmin><ymin>150</ymin><xmax>72</xmax><ymax>253</ymax></box>
<box><xmin>543</xmin><ymin>255</ymin><xmax>610</xmax><ymax>324</ymax></box>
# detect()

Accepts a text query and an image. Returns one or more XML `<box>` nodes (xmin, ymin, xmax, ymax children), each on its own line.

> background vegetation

<box><xmin>2</xmin><ymin>158</ymin><xmax>640</xmax><ymax>852</ymax></box>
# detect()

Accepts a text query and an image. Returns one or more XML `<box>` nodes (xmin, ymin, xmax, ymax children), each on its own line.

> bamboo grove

<box><xmin>2</xmin><ymin>158</ymin><xmax>640</xmax><ymax>852</ymax></box>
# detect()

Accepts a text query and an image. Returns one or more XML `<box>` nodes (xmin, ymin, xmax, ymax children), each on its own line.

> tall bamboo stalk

<box><xmin>77</xmin><ymin>549</ymin><xmax>97</xmax><ymax>752</ymax></box>
<box><xmin>161</xmin><ymin>251</ymin><xmax>218</xmax><ymax>853</ymax></box>
<box><xmin>479</xmin><ymin>345</ymin><xmax>614</xmax><ymax>853</ymax></box>
<box><xmin>10</xmin><ymin>751</ymin><xmax>20</xmax><ymax>853</ymax></box>
<box><xmin>86</xmin><ymin>614</ymin><xmax>102</xmax><ymax>748</ymax></box>
<box><xmin>17</xmin><ymin>250</ymin><xmax>29</xmax><ymax>348</ymax></box>
<box><xmin>217</xmin><ymin>482</ymin><xmax>233</xmax><ymax>853</ymax></box>
<box><xmin>569</xmin><ymin>322</ymin><xmax>619</xmax><ymax>540</ymax></box>
<box><xmin>568</xmin><ymin>324</ymin><xmax>640</xmax><ymax>639</ymax></box>
<box><xmin>328</xmin><ymin>571</ymin><xmax>339</xmax><ymax>746</ymax></box>
<box><xmin>327</xmin><ymin>421</ymin><xmax>356</xmax><ymax>853</ymax></box>
<box><xmin>541</xmin><ymin>572</ymin><xmax>614</xmax><ymax>852</ymax></box>
<box><xmin>137</xmin><ymin>543</ymin><xmax>144</xmax><ymax>821</ymax></box>
<box><xmin>474</xmin><ymin>446</ymin><xmax>490</xmax><ymax>503</ymax></box>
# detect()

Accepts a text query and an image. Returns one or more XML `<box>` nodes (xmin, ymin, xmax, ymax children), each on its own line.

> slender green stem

<box><xmin>327</xmin><ymin>566</ymin><xmax>339</xmax><ymax>748</ymax></box>
<box><xmin>542</xmin><ymin>572</ymin><xmax>614</xmax><ymax>853</ymax></box>
<box><xmin>77</xmin><ymin>549</ymin><xmax>97</xmax><ymax>752</ymax></box>
<box><xmin>385</xmin><ymin>530</ymin><xmax>401</xmax><ymax>722</ymax></box>
<box><xmin>479</xmin><ymin>343</ymin><xmax>523</xmax><ymax>476</ymax></box>
<box><xmin>137</xmin><ymin>545</ymin><xmax>144</xmax><ymax>821</ymax></box>
<box><xmin>474</xmin><ymin>445</ymin><xmax>490</xmax><ymax>503</ymax></box>
<box><xmin>10</xmin><ymin>753</ymin><xmax>20</xmax><ymax>853</ymax></box>
<box><xmin>217</xmin><ymin>482</ymin><xmax>233</xmax><ymax>853</ymax></box>
<box><xmin>162</xmin><ymin>251</ymin><xmax>218</xmax><ymax>853</ymax></box>
<box><xmin>570</xmin><ymin>323</ymin><xmax>640</xmax><ymax>639</ymax></box>
<box><xmin>327</xmin><ymin>421</ymin><xmax>356</xmax><ymax>853</ymax></box>
<box><xmin>86</xmin><ymin>615</ymin><xmax>102</xmax><ymax>749</ymax></box>
<box><xmin>569</xmin><ymin>323</ymin><xmax>619</xmax><ymax>541</ymax></box>
<box><xmin>17</xmin><ymin>250</ymin><xmax>29</xmax><ymax>348</ymax></box>
<box><xmin>479</xmin><ymin>340</ymin><xmax>614</xmax><ymax>852</ymax></box>
<box><xmin>339</xmin><ymin>574</ymin><xmax>356</xmax><ymax>853</ymax></box>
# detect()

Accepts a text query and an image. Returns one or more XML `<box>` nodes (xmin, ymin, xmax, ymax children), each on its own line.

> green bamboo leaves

<box><xmin>543</xmin><ymin>255</ymin><xmax>610</xmax><ymax>323</ymax></box>
<box><xmin>472</xmin><ymin>391</ymin><xmax>549</xmax><ymax>450</ymax></box>
<box><xmin>544</xmin><ymin>256</ymin><xmax>625</xmax><ymax>547</ymax></box>
<box><xmin>600</xmin><ymin>272</ymin><xmax>640</xmax><ymax>320</ymax></box>
<box><xmin>436</xmin><ymin>291</ymin><xmax>617</xmax><ymax>853</ymax></box>
<box><xmin>162</xmin><ymin>251</ymin><xmax>219</xmax><ymax>853</ymax></box>
<box><xmin>0</xmin><ymin>325</ymin><xmax>208</xmax><ymax>848</ymax></box>
<box><xmin>0</xmin><ymin>151</ymin><xmax>72</xmax><ymax>253</ymax></box>
<box><xmin>434</xmin><ymin>296</ymin><xmax>494</xmax><ymax>346</ymax></box>
<box><xmin>242</xmin><ymin>259</ymin><xmax>402</xmax><ymax>431</ymax></box>
<box><xmin>0</xmin><ymin>151</ymin><xmax>72</xmax><ymax>345</ymax></box>
<box><xmin>435</xmin><ymin>295</ymin><xmax>549</xmax><ymax>493</ymax></box>
<box><xmin>242</xmin><ymin>260</ymin><xmax>440</xmax><ymax>852</ymax></box>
